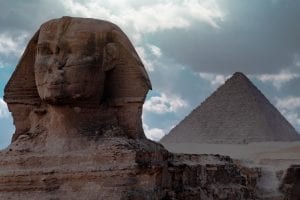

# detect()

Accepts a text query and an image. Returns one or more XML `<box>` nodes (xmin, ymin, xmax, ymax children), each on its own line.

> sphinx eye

<box><xmin>37</xmin><ymin>44</ymin><xmax>52</xmax><ymax>55</ymax></box>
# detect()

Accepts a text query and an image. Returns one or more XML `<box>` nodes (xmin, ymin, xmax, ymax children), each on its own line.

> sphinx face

<box><xmin>34</xmin><ymin>21</ymin><xmax>105</xmax><ymax>104</ymax></box>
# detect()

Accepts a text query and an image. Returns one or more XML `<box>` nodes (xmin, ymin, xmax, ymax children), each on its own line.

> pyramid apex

<box><xmin>225</xmin><ymin>72</ymin><xmax>251</xmax><ymax>86</ymax></box>
<box><xmin>232</xmin><ymin>71</ymin><xmax>246</xmax><ymax>77</ymax></box>
<box><xmin>230</xmin><ymin>72</ymin><xmax>249</xmax><ymax>81</ymax></box>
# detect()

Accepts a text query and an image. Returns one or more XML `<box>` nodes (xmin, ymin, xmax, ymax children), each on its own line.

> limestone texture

<box><xmin>161</xmin><ymin>72</ymin><xmax>300</xmax><ymax>144</ymax></box>
<box><xmin>0</xmin><ymin>137</ymin><xmax>260</xmax><ymax>200</ymax></box>
<box><xmin>279</xmin><ymin>165</ymin><xmax>300</xmax><ymax>200</ymax></box>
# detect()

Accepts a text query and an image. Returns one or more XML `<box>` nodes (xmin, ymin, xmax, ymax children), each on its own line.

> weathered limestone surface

<box><xmin>0</xmin><ymin>17</ymin><xmax>289</xmax><ymax>199</ymax></box>
<box><xmin>0</xmin><ymin>137</ymin><xmax>168</xmax><ymax>199</ymax></box>
<box><xmin>279</xmin><ymin>165</ymin><xmax>300</xmax><ymax>200</ymax></box>
<box><xmin>0</xmin><ymin>138</ymin><xmax>258</xmax><ymax>200</ymax></box>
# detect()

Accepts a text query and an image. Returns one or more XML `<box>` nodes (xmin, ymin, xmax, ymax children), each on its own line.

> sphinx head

<box><xmin>4</xmin><ymin>17</ymin><xmax>152</xmax><ymax>141</ymax></box>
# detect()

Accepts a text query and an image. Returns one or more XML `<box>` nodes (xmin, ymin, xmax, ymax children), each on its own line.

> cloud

<box><xmin>198</xmin><ymin>72</ymin><xmax>230</xmax><ymax>87</ymax></box>
<box><xmin>276</xmin><ymin>96</ymin><xmax>300</xmax><ymax>111</ymax></box>
<box><xmin>143</xmin><ymin>123</ymin><xmax>166</xmax><ymax>141</ymax></box>
<box><xmin>135</xmin><ymin>44</ymin><xmax>162</xmax><ymax>72</ymax></box>
<box><xmin>62</xmin><ymin>0</ymin><xmax>225</xmax><ymax>43</ymax></box>
<box><xmin>278</xmin><ymin>109</ymin><xmax>300</xmax><ymax>130</ymax></box>
<box><xmin>135</xmin><ymin>46</ymin><xmax>154</xmax><ymax>71</ymax></box>
<box><xmin>284</xmin><ymin>112</ymin><xmax>300</xmax><ymax>127</ymax></box>
<box><xmin>144</xmin><ymin>93</ymin><xmax>188</xmax><ymax>114</ymax></box>
<box><xmin>154</xmin><ymin>0</ymin><xmax>300</xmax><ymax>74</ymax></box>
<box><xmin>135</xmin><ymin>44</ymin><xmax>164</xmax><ymax>72</ymax></box>
<box><xmin>256</xmin><ymin>70</ymin><xmax>299</xmax><ymax>89</ymax></box>
<box><xmin>148</xmin><ymin>44</ymin><xmax>162</xmax><ymax>58</ymax></box>
<box><xmin>274</xmin><ymin>96</ymin><xmax>300</xmax><ymax>130</ymax></box>
<box><xmin>0</xmin><ymin>98</ymin><xmax>9</xmax><ymax>118</ymax></box>
<box><xmin>0</xmin><ymin>32</ymin><xmax>29</xmax><ymax>57</ymax></box>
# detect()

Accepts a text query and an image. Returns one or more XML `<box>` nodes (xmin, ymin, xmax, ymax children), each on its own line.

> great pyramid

<box><xmin>161</xmin><ymin>72</ymin><xmax>300</xmax><ymax>144</ymax></box>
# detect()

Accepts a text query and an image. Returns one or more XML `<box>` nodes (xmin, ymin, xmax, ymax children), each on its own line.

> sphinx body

<box><xmin>4</xmin><ymin>17</ymin><xmax>151</xmax><ymax>151</ymax></box>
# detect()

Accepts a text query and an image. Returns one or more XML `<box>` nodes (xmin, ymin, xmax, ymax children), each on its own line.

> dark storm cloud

<box><xmin>150</xmin><ymin>0</ymin><xmax>300</xmax><ymax>74</ymax></box>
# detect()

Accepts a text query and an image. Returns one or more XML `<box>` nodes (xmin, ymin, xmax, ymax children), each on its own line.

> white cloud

<box><xmin>135</xmin><ymin>44</ymin><xmax>162</xmax><ymax>71</ymax></box>
<box><xmin>135</xmin><ymin>46</ymin><xmax>154</xmax><ymax>71</ymax></box>
<box><xmin>275</xmin><ymin>96</ymin><xmax>300</xmax><ymax>130</ymax></box>
<box><xmin>144</xmin><ymin>93</ymin><xmax>188</xmax><ymax>114</ymax></box>
<box><xmin>279</xmin><ymin>110</ymin><xmax>300</xmax><ymax>129</ymax></box>
<box><xmin>0</xmin><ymin>98</ymin><xmax>10</xmax><ymax>118</ymax></box>
<box><xmin>256</xmin><ymin>70</ymin><xmax>299</xmax><ymax>89</ymax></box>
<box><xmin>143</xmin><ymin>123</ymin><xmax>166</xmax><ymax>141</ymax></box>
<box><xmin>63</xmin><ymin>0</ymin><xmax>225</xmax><ymax>43</ymax></box>
<box><xmin>0</xmin><ymin>32</ymin><xmax>28</xmax><ymax>57</ymax></box>
<box><xmin>276</xmin><ymin>96</ymin><xmax>300</xmax><ymax>111</ymax></box>
<box><xmin>147</xmin><ymin>44</ymin><xmax>162</xmax><ymax>58</ymax></box>
<box><xmin>198</xmin><ymin>72</ymin><xmax>230</xmax><ymax>86</ymax></box>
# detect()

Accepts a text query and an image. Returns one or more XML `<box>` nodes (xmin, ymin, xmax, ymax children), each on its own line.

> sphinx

<box><xmin>4</xmin><ymin>17</ymin><xmax>151</xmax><ymax>150</ymax></box>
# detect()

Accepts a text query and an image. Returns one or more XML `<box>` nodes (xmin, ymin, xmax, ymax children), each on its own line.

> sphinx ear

<box><xmin>102</xmin><ymin>43</ymin><xmax>119</xmax><ymax>72</ymax></box>
<box><xmin>4</xmin><ymin>30</ymin><xmax>41</xmax><ymax>142</ymax></box>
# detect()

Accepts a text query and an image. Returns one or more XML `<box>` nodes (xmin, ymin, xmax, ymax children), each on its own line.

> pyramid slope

<box><xmin>161</xmin><ymin>72</ymin><xmax>300</xmax><ymax>144</ymax></box>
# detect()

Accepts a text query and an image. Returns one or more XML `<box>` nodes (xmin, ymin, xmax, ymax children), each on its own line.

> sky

<box><xmin>1</xmin><ymin>0</ymin><xmax>300</xmax><ymax>149</ymax></box>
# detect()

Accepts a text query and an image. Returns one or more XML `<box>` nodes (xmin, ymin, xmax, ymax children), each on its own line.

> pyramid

<box><xmin>161</xmin><ymin>72</ymin><xmax>300</xmax><ymax>144</ymax></box>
